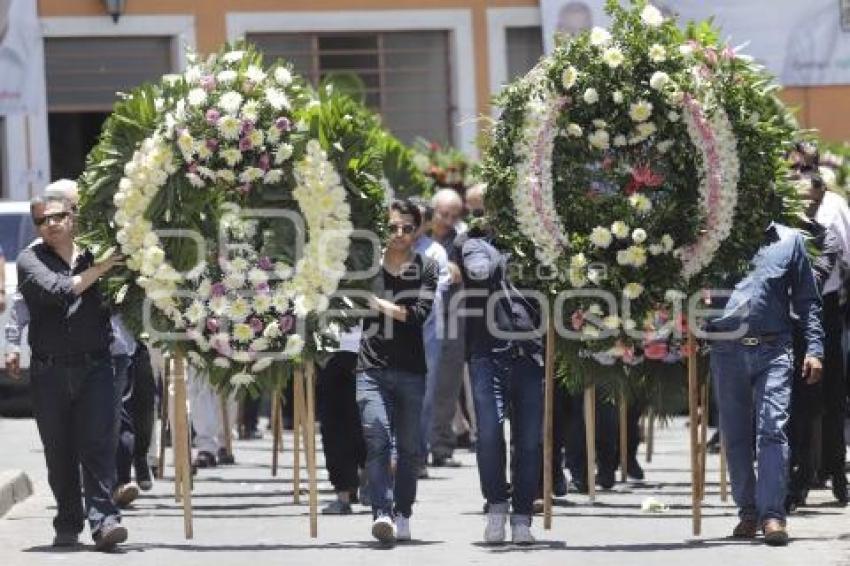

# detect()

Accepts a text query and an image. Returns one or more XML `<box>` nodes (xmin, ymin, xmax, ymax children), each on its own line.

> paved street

<box><xmin>2</xmin><ymin>415</ymin><xmax>850</xmax><ymax>566</ymax></box>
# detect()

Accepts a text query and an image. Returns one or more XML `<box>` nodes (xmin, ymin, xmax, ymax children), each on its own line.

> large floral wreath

<box><xmin>79</xmin><ymin>44</ymin><xmax>426</xmax><ymax>393</ymax></box>
<box><xmin>482</xmin><ymin>0</ymin><xmax>798</xmax><ymax>391</ymax></box>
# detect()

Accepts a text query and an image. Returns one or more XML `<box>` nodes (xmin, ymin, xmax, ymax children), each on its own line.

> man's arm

<box><xmin>790</xmin><ymin>234</ymin><xmax>825</xmax><ymax>383</ymax></box>
<box><xmin>372</xmin><ymin>258</ymin><xmax>439</xmax><ymax>325</ymax></box>
<box><xmin>4</xmin><ymin>291</ymin><xmax>29</xmax><ymax>353</ymax></box>
<box><xmin>17</xmin><ymin>249</ymin><xmax>118</xmax><ymax>310</ymax></box>
<box><xmin>461</xmin><ymin>238</ymin><xmax>499</xmax><ymax>286</ymax></box>
<box><xmin>0</xmin><ymin>253</ymin><xmax>6</xmax><ymax>314</ymax></box>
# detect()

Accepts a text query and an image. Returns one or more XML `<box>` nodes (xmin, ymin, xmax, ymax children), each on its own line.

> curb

<box><xmin>0</xmin><ymin>470</ymin><xmax>33</xmax><ymax>518</ymax></box>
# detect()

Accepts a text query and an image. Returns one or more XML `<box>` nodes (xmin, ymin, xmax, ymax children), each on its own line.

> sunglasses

<box><xmin>33</xmin><ymin>211</ymin><xmax>71</xmax><ymax>226</ymax></box>
<box><xmin>388</xmin><ymin>222</ymin><xmax>416</xmax><ymax>235</ymax></box>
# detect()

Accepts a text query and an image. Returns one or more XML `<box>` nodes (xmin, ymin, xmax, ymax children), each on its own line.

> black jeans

<box><xmin>565</xmin><ymin>389</ymin><xmax>618</xmax><ymax>483</ymax></box>
<box><xmin>820</xmin><ymin>292</ymin><xmax>846</xmax><ymax>476</ymax></box>
<box><xmin>30</xmin><ymin>356</ymin><xmax>121</xmax><ymax>536</ymax></box>
<box><xmin>116</xmin><ymin>345</ymin><xmax>157</xmax><ymax>484</ymax></box>
<box><xmin>317</xmin><ymin>352</ymin><xmax>366</xmax><ymax>492</ymax></box>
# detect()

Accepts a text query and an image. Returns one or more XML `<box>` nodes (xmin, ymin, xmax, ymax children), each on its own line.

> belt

<box><xmin>738</xmin><ymin>334</ymin><xmax>782</xmax><ymax>347</ymax></box>
<box><xmin>32</xmin><ymin>349</ymin><xmax>111</xmax><ymax>367</ymax></box>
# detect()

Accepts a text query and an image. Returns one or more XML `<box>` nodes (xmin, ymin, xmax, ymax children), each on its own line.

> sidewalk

<box><xmin>1</xmin><ymin>416</ymin><xmax>849</xmax><ymax>565</ymax></box>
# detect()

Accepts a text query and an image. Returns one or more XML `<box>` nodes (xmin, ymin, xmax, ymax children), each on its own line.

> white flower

<box><xmin>612</xmin><ymin>91</ymin><xmax>624</xmax><ymax>104</ymax></box>
<box><xmin>629</xmin><ymin>194</ymin><xmax>653</xmax><ymax>213</ymax></box>
<box><xmin>241</xmin><ymin>100</ymin><xmax>260</xmax><ymax>122</ymax></box>
<box><xmin>250</xmin><ymin>338</ymin><xmax>270</xmax><ymax>352</ymax></box>
<box><xmin>219</xmin><ymin>91</ymin><xmax>243</xmax><ymax>114</ymax></box>
<box><xmin>251</xmin><ymin>358</ymin><xmax>273</xmax><ymax>373</ymax></box>
<box><xmin>228</xmin><ymin>297</ymin><xmax>252</xmax><ymax>321</ymax></box>
<box><xmin>187</xmin><ymin>88</ymin><xmax>207</xmax><ymax>107</ymax></box>
<box><xmin>614</xmin><ymin>134</ymin><xmax>627</xmax><ymax>147</ymax></box>
<box><xmin>274</xmin><ymin>67</ymin><xmax>293</xmax><ymax>86</ymax></box>
<box><xmin>567</xmin><ymin>123</ymin><xmax>583</xmax><ymax>137</ymax></box>
<box><xmin>245</xmin><ymin>65</ymin><xmax>266</xmax><ymax>83</ymax></box>
<box><xmin>177</xmin><ymin>131</ymin><xmax>194</xmax><ymax>158</ymax></box>
<box><xmin>223</xmin><ymin>271</ymin><xmax>246</xmax><ymax>292</ymax></box>
<box><xmin>590</xmin><ymin>226</ymin><xmax>613</xmax><ymax>248</ymax></box>
<box><xmin>230</xmin><ymin>372</ymin><xmax>255</xmax><ymax>387</ymax></box>
<box><xmin>588</xmin><ymin>304</ymin><xmax>603</xmax><ymax>316</ymax></box>
<box><xmin>210</xmin><ymin>296</ymin><xmax>228</xmax><ymax>316</ymax></box>
<box><xmin>589</xmin><ymin>27</ymin><xmax>611</xmax><ymax>47</ymax></box>
<box><xmin>283</xmin><ymin>334</ymin><xmax>305</xmax><ymax>358</ymax></box>
<box><xmin>603</xmin><ymin>316</ymin><xmax>621</xmax><ymax>330</ymax></box>
<box><xmin>213</xmin><ymin>356</ymin><xmax>231</xmax><ymax>369</ymax></box>
<box><xmin>611</xmin><ymin>221</ymin><xmax>630</xmax><ymax>239</ymax></box>
<box><xmin>561</xmin><ymin>65</ymin><xmax>578</xmax><ymax>89</ymax></box>
<box><xmin>679</xmin><ymin>44</ymin><xmax>695</xmax><ymax>57</ymax></box>
<box><xmin>667</xmin><ymin>111</ymin><xmax>680</xmax><ymax>122</ymax></box>
<box><xmin>637</xmin><ymin>122</ymin><xmax>657</xmax><ymax>137</ymax></box>
<box><xmin>253</xmin><ymin>294</ymin><xmax>272</xmax><ymax>314</ymax></box>
<box><xmin>570</xmin><ymin>253</ymin><xmax>588</xmax><ymax>269</ymax></box>
<box><xmin>602</xmin><ymin>47</ymin><xmax>625</xmax><ymax>68</ymax></box>
<box><xmin>624</xmin><ymin>282</ymin><xmax>645</xmax><ymax>299</ymax></box>
<box><xmin>185</xmin><ymin>300</ymin><xmax>206</xmax><ymax>324</ymax></box>
<box><xmin>274</xmin><ymin>143</ymin><xmax>294</xmax><ymax>164</ymax></box>
<box><xmin>616</xmin><ymin>250</ymin><xmax>630</xmax><ymax>266</ymax></box>
<box><xmin>632</xmin><ymin>228</ymin><xmax>648</xmax><ymax>244</ymax></box>
<box><xmin>569</xmin><ymin>268</ymin><xmax>587</xmax><ymax>289</ymax></box>
<box><xmin>233</xmin><ymin>323</ymin><xmax>254</xmax><ymax>343</ymax></box>
<box><xmin>186</xmin><ymin>173</ymin><xmax>205</xmax><ymax>188</ymax></box>
<box><xmin>265</xmin><ymin>87</ymin><xmax>290</xmax><ymax>110</ymax></box>
<box><xmin>641</xmin><ymin>5</ymin><xmax>664</xmax><ymax>27</ymax></box>
<box><xmin>588</xmin><ymin>129</ymin><xmax>610</xmax><ymax>150</ymax></box>
<box><xmin>661</xmin><ymin>234</ymin><xmax>675</xmax><ymax>252</ymax></box>
<box><xmin>184</xmin><ymin>65</ymin><xmax>202</xmax><ymax>84</ymax></box>
<box><xmin>216</xmin><ymin>69</ymin><xmax>237</xmax><ymax>84</ymax></box>
<box><xmin>218</xmin><ymin>115</ymin><xmax>241</xmax><ymax>140</ymax></box>
<box><xmin>223</xmin><ymin>50</ymin><xmax>245</xmax><ymax>63</ymax></box>
<box><xmin>264</xmin><ymin>169</ymin><xmax>283</xmax><ymax>184</ymax></box>
<box><xmin>650</xmin><ymin>71</ymin><xmax>671</xmax><ymax>91</ymax></box>
<box><xmin>629</xmin><ymin>100</ymin><xmax>653</xmax><ymax>123</ymax></box>
<box><xmin>592</xmin><ymin>119</ymin><xmax>607</xmax><ymax>129</ymax></box>
<box><xmin>624</xmin><ymin>319</ymin><xmax>638</xmax><ymax>331</ymax></box>
<box><xmin>217</xmin><ymin>169</ymin><xmax>236</xmax><ymax>183</ymax></box>
<box><xmin>263</xmin><ymin>321</ymin><xmax>282</xmax><ymax>339</ymax></box>
<box><xmin>658</xmin><ymin>140</ymin><xmax>674</xmax><ymax>154</ymax></box>
<box><xmin>583</xmin><ymin>88</ymin><xmax>599</xmax><ymax>104</ymax></box>
<box><xmin>649</xmin><ymin>43</ymin><xmax>667</xmax><ymax>63</ymax></box>
<box><xmin>649</xmin><ymin>244</ymin><xmax>664</xmax><ymax>256</ymax></box>
<box><xmin>665</xmin><ymin>289</ymin><xmax>687</xmax><ymax>303</ymax></box>
<box><xmin>220</xmin><ymin>148</ymin><xmax>243</xmax><ymax>167</ymax></box>
<box><xmin>248</xmin><ymin>267</ymin><xmax>269</xmax><ymax>287</ymax></box>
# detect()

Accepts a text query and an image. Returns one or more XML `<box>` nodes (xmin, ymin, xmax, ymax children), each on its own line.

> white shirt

<box><xmin>815</xmin><ymin>191</ymin><xmax>850</xmax><ymax>294</ymax></box>
<box><xmin>414</xmin><ymin>235</ymin><xmax>450</xmax><ymax>292</ymax></box>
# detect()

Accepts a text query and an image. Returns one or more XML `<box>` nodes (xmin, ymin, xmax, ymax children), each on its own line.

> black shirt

<box><xmin>17</xmin><ymin>243</ymin><xmax>112</xmax><ymax>357</ymax></box>
<box><xmin>357</xmin><ymin>252</ymin><xmax>438</xmax><ymax>375</ymax></box>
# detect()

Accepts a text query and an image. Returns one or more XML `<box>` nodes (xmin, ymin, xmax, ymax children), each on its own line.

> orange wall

<box><xmin>37</xmin><ymin>1</ymin><xmax>850</xmax><ymax>142</ymax></box>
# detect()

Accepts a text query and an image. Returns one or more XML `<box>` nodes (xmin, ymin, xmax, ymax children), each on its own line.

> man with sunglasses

<box><xmin>16</xmin><ymin>194</ymin><xmax>127</xmax><ymax>551</ymax></box>
<box><xmin>357</xmin><ymin>199</ymin><xmax>438</xmax><ymax>544</ymax></box>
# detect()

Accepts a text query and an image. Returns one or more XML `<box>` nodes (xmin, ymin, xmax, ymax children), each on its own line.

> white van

<box><xmin>0</xmin><ymin>201</ymin><xmax>36</xmax><ymax>414</ymax></box>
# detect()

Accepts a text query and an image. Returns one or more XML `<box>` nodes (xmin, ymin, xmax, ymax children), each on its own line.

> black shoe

<box><xmin>52</xmin><ymin>532</ymin><xmax>80</xmax><ymax>547</ymax></box>
<box><xmin>93</xmin><ymin>524</ymin><xmax>128</xmax><ymax>552</ymax></box>
<box><xmin>785</xmin><ymin>491</ymin><xmax>806</xmax><ymax>514</ymax></box>
<box><xmin>597</xmin><ymin>470</ymin><xmax>616</xmax><ymax>490</ymax></box>
<box><xmin>553</xmin><ymin>471</ymin><xmax>568</xmax><ymax>497</ymax></box>
<box><xmin>627</xmin><ymin>459</ymin><xmax>645</xmax><ymax>481</ymax></box>
<box><xmin>134</xmin><ymin>460</ymin><xmax>153</xmax><ymax>491</ymax></box>
<box><xmin>193</xmin><ymin>450</ymin><xmax>217</xmax><ymax>468</ymax></box>
<box><xmin>832</xmin><ymin>472</ymin><xmax>848</xmax><ymax>505</ymax></box>
<box><xmin>570</xmin><ymin>479</ymin><xmax>588</xmax><ymax>494</ymax></box>
<box><xmin>455</xmin><ymin>432</ymin><xmax>473</xmax><ymax>450</ymax></box>
<box><xmin>706</xmin><ymin>430</ymin><xmax>721</xmax><ymax>454</ymax></box>
<box><xmin>418</xmin><ymin>465</ymin><xmax>430</xmax><ymax>479</ymax></box>
<box><xmin>217</xmin><ymin>448</ymin><xmax>235</xmax><ymax>465</ymax></box>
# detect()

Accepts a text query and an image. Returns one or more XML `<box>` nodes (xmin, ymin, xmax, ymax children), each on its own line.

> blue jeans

<box><xmin>357</xmin><ymin>368</ymin><xmax>426</xmax><ymax>519</ymax></box>
<box><xmin>710</xmin><ymin>337</ymin><xmax>793</xmax><ymax>523</ymax></box>
<box><xmin>30</xmin><ymin>357</ymin><xmax>121</xmax><ymax>537</ymax></box>
<box><xmin>419</xmin><ymin>299</ymin><xmax>443</xmax><ymax>463</ymax></box>
<box><xmin>470</xmin><ymin>347</ymin><xmax>543</xmax><ymax>524</ymax></box>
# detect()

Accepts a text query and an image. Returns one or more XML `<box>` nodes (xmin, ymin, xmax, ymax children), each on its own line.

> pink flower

<box><xmin>279</xmin><ymin>315</ymin><xmax>295</xmax><ymax>333</ymax></box>
<box><xmin>239</xmin><ymin>137</ymin><xmax>253</xmax><ymax>151</ymax></box>
<box><xmin>258</xmin><ymin>153</ymin><xmax>271</xmax><ymax>172</ymax></box>
<box><xmin>205</xmin><ymin>108</ymin><xmax>220</xmax><ymax>125</ymax></box>
<box><xmin>187</xmin><ymin>162</ymin><xmax>198</xmax><ymax>174</ymax></box>
<box><xmin>250</xmin><ymin>317</ymin><xmax>264</xmax><ymax>333</ymax></box>
<box><xmin>205</xmin><ymin>138</ymin><xmax>219</xmax><ymax>151</ymax></box>
<box><xmin>206</xmin><ymin>318</ymin><xmax>220</xmax><ymax>332</ymax></box>
<box><xmin>274</xmin><ymin>117</ymin><xmax>292</xmax><ymax>131</ymax></box>
<box><xmin>703</xmin><ymin>47</ymin><xmax>718</xmax><ymax>66</ymax></box>
<box><xmin>258</xmin><ymin>256</ymin><xmax>273</xmax><ymax>271</ymax></box>
<box><xmin>200</xmin><ymin>75</ymin><xmax>216</xmax><ymax>92</ymax></box>
<box><xmin>211</xmin><ymin>283</ymin><xmax>226</xmax><ymax>297</ymax></box>
<box><xmin>238</xmin><ymin>183</ymin><xmax>252</xmax><ymax>194</ymax></box>
<box><xmin>256</xmin><ymin>282</ymin><xmax>270</xmax><ymax>293</ymax></box>
<box><xmin>241</xmin><ymin>120</ymin><xmax>255</xmax><ymax>134</ymax></box>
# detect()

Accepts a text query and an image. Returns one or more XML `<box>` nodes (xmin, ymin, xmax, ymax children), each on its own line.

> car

<box><xmin>0</xmin><ymin>201</ymin><xmax>36</xmax><ymax>416</ymax></box>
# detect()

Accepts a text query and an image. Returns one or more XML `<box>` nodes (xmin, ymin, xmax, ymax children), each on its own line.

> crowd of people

<box><xmin>3</xmin><ymin>140</ymin><xmax>850</xmax><ymax>550</ymax></box>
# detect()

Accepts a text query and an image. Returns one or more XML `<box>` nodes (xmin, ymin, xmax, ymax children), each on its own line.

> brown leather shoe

<box><xmin>763</xmin><ymin>519</ymin><xmax>789</xmax><ymax>546</ymax></box>
<box><xmin>732</xmin><ymin>518</ymin><xmax>758</xmax><ymax>538</ymax></box>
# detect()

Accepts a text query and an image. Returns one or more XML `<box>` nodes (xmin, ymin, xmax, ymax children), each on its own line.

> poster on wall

<box><xmin>540</xmin><ymin>0</ymin><xmax>850</xmax><ymax>87</ymax></box>
<box><xmin>0</xmin><ymin>0</ymin><xmax>41</xmax><ymax>114</ymax></box>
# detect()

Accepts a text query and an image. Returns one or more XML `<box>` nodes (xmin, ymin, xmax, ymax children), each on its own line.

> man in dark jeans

<box><xmin>357</xmin><ymin>199</ymin><xmax>437</xmax><ymax>544</ymax></box>
<box><xmin>115</xmin><ymin>342</ymin><xmax>157</xmax><ymax>497</ymax></box>
<box><xmin>16</xmin><ymin>195</ymin><xmax>127</xmax><ymax>551</ymax></box>
<box><xmin>457</xmin><ymin>218</ymin><xmax>543</xmax><ymax>545</ymax></box>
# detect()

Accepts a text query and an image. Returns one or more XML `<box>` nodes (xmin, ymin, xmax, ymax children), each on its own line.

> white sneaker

<box><xmin>395</xmin><ymin>515</ymin><xmax>411</xmax><ymax>541</ymax></box>
<box><xmin>371</xmin><ymin>516</ymin><xmax>397</xmax><ymax>544</ymax></box>
<box><xmin>484</xmin><ymin>511</ymin><xmax>507</xmax><ymax>544</ymax></box>
<box><xmin>511</xmin><ymin>522</ymin><xmax>536</xmax><ymax>545</ymax></box>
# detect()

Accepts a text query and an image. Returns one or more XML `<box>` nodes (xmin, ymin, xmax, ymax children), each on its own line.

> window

<box><xmin>248</xmin><ymin>31</ymin><xmax>454</xmax><ymax>145</ymax></box>
<box><xmin>506</xmin><ymin>26</ymin><xmax>544</xmax><ymax>82</ymax></box>
<box><xmin>44</xmin><ymin>36</ymin><xmax>173</xmax><ymax>181</ymax></box>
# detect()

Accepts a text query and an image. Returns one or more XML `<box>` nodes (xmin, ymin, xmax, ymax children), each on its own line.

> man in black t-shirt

<box><xmin>357</xmin><ymin>199</ymin><xmax>438</xmax><ymax>545</ymax></box>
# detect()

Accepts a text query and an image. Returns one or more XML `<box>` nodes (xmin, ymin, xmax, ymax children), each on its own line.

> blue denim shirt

<box><xmin>709</xmin><ymin>223</ymin><xmax>824</xmax><ymax>358</ymax></box>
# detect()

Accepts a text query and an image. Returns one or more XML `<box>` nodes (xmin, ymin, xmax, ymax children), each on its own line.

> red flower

<box><xmin>644</xmin><ymin>342</ymin><xmax>669</xmax><ymax>360</ymax></box>
<box><xmin>625</xmin><ymin>164</ymin><xmax>665</xmax><ymax>195</ymax></box>
<box><xmin>571</xmin><ymin>310</ymin><xmax>585</xmax><ymax>331</ymax></box>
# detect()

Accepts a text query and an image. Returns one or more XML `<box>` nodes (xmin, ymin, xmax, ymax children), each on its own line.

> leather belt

<box><xmin>739</xmin><ymin>334</ymin><xmax>781</xmax><ymax>347</ymax></box>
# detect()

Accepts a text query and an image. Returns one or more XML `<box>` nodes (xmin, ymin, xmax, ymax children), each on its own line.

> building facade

<box><xmin>0</xmin><ymin>0</ymin><xmax>847</xmax><ymax>200</ymax></box>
